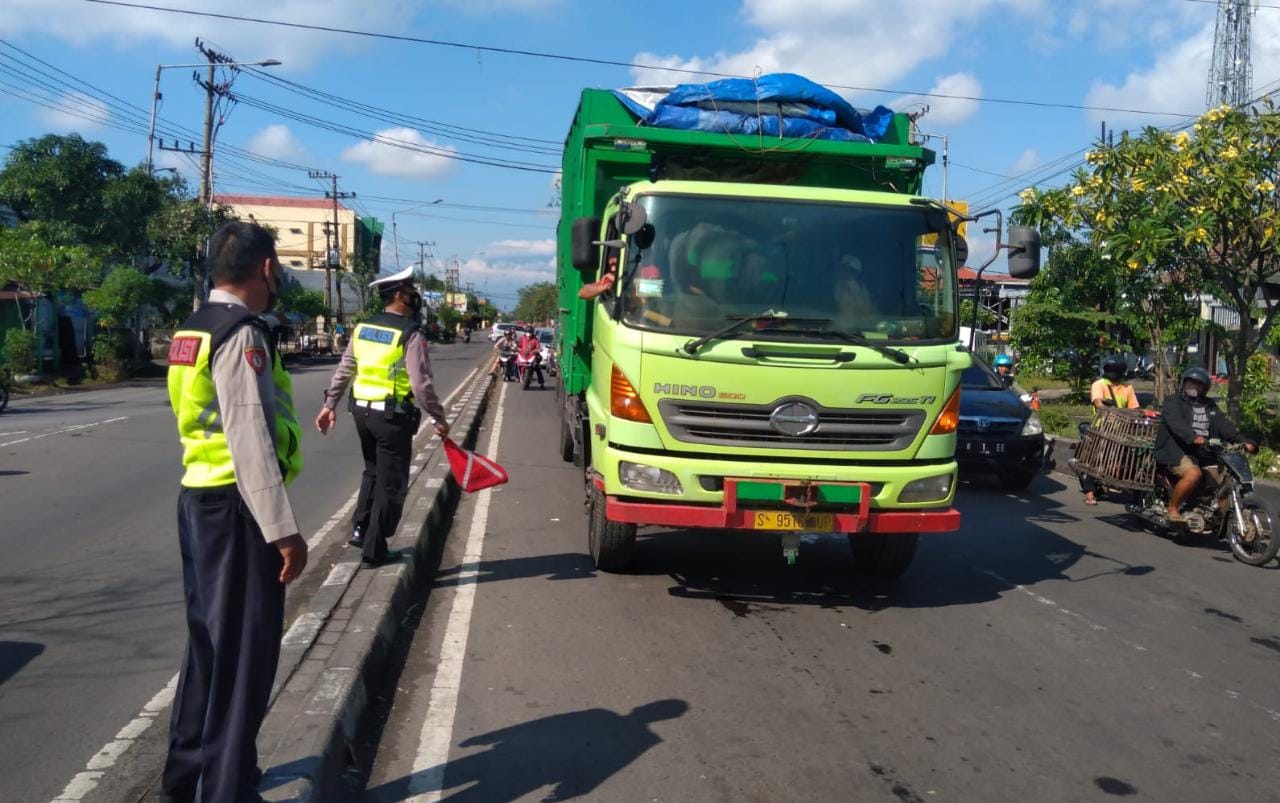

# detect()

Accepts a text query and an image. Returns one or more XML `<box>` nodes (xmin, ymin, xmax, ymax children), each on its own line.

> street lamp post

<box><xmin>391</xmin><ymin>198</ymin><xmax>443</xmax><ymax>267</ymax></box>
<box><xmin>146</xmin><ymin>58</ymin><xmax>282</xmax><ymax>176</ymax></box>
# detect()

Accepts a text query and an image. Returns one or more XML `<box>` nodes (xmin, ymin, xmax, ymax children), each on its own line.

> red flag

<box><xmin>443</xmin><ymin>438</ymin><xmax>509</xmax><ymax>493</ymax></box>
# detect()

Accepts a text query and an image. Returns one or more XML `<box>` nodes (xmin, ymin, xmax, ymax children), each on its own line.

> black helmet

<box><xmin>1102</xmin><ymin>355</ymin><xmax>1126</xmax><ymax>378</ymax></box>
<box><xmin>1182</xmin><ymin>367</ymin><xmax>1211</xmax><ymax>388</ymax></box>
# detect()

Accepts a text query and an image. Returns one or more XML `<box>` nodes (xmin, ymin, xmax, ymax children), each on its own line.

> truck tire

<box><xmin>848</xmin><ymin>532</ymin><xmax>918</xmax><ymax>578</ymax></box>
<box><xmin>559</xmin><ymin>409</ymin><xmax>575</xmax><ymax>463</ymax></box>
<box><xmin>588</xmin><ymin>482</ymin><xmax>636</xmax><ymax>571</ymax></box>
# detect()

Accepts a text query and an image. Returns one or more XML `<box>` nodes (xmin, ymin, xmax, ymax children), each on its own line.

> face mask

<box><xmin>262</xmin><ymin>266</ymin><xmax>280</xmax><ymax>313</ymax></box>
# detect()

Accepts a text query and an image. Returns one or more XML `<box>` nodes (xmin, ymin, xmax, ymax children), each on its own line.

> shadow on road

<box><xmin>363</xmin><ymin>699</ymin><xmax>688</xmax><ymax>803</ymax></box>
<box><xmin>0</xmin><ymin>641</ymin><xmax>44</xmax><ymax>686</ymax></box>
<box><xmin>431</xmin><ymin>552</ymin><xmax>597</xmax><ymax>588</ymax></box>
<box><xmin>607</xmin><ymin>474</ymin><xmax>1148</xmax><ymax>612</ymax></box>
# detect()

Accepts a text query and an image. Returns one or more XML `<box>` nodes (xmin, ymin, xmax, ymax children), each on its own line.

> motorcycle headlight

<box><xmin>1021</xmin><ymin>412</ymin><xmax>1043</xmax><ymax>436</ymax></box>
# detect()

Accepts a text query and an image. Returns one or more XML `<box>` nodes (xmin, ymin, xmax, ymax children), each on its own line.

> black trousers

<box><xmin>351</xmin><ymin>405</ymin><xmax>417</xmax><ymax>561</ymax></box>
<box><xmin>163</xmin><ymin>486</ymin><xmax>284</xmax><ymax>803</ymax></box>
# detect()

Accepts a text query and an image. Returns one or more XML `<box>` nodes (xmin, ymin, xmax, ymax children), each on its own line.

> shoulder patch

<box><xmin>244</xmin><ymin>346</ymin><xmax>268</xmax><ymax>375</ymax></box>
<box><xmin>168</xmin><ymin>336</ymin><xmax>201</xmax><ymax>366</ymax></box>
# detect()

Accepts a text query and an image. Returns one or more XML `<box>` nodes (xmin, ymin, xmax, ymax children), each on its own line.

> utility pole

<box><xmin>311</xmin><ymin>170</ymin><xmax>355</xmax><ymax>331</ymax></box>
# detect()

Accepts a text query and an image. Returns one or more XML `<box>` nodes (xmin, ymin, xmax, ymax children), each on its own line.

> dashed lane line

<box><xmin>979</xmin><ymin>568</ymin><xmax>1280</xmax><ymax>725</ymax></box>
<box><xmin>0</xmin><ymin>416</ymin><xmax>128</xmax><ymax>448</ymax></box>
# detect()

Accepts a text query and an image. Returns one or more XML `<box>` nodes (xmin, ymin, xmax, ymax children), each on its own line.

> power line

<box><xmin>80</xmin><ymin>0</ymin><xmax>1203</xmax><ymax>118</ymax></box>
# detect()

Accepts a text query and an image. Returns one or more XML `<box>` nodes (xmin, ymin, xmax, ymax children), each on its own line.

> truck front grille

<box><xmin>658</xmin><ymin>399</ymin><xmax>925</xmax><ymax>452</ymax></box>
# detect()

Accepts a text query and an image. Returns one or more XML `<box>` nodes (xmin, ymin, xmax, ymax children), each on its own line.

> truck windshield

<box><xmin>617</xmin><ymin>194</ymin><xmax>958</xmax><ymax>344</ymax></box>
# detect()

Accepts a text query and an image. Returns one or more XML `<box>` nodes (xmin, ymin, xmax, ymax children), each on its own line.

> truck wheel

<box><xmin>559</xmin><ymin>409</ymin><xmax>575</xmax><ymax>463</ymax></box>
<box><xmin>848</xmin><ymin>532</ymin><xmax>918</xmax><ymax>578</ymax></box>
<box><xmin>588</xmin><ymin>483</ymin><xmax>636</xmax><ymax>571</ymax></box>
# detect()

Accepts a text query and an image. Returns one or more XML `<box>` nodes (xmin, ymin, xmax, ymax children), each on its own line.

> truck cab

<box><xmin>555</xmin><ymin>85</ymin><xmax>1036</xmax><ymax>575</ymax></box>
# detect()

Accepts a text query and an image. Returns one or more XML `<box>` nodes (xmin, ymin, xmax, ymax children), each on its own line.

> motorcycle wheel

<box><xmin>522</xmin><ymin>366</ymin><xmax>533</xmax><ymax>390</ymax></box>
<box><xmin>1227</xmin><ymin>494</ymin><xmax>1280</xmax><ymax>566</ymax></box>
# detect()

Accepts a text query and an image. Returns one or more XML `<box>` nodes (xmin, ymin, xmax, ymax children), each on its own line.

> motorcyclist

<box><xmin>495</xmin><ymin>330</ymin><xmax>518</xmax><ymax>381</ymax></box>
<box><xmin>517</xmin><ymin>326</ymin><xmax>545</xmax><ymax>388</ymax></box>
<box><xmin>1155</xmin><ymin>366</ymin><xmax>1256</xmax><ymax>523</ymax></box>
<box><xmin>1081</xmin><ymin>356</ymin><xmax>1141</xmax><ymax>506</ymax></box>
<box><xmin>993</xmin><ymin>353</ymin><xmax>1015</xmax><ymax>386</ymax></box>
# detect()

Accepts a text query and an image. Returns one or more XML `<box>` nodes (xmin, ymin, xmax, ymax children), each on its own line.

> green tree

<box><xmin>83</xmin><ymin>266</ymin><xmax>156</xmax><ymax>329</ymax></box>
<box><xmin>148</xmin><ymin>197</ymin><xmax>235</xmax><ymax>292</ymax></box>
<box><xmin>514</xmin><ymin>281</ymin><xmax>557</xmax><ymax>325</ymax></box>
<box><xmin>0</xmin><ymin>134</ymin><xmax>176</xmax><ymax>261</ymax></box>
<box><xmin>1017</xmin><ymin>102</ymin><xmax>1280</xmax><ymax>416</ymax></box>
<box><xmin>278</xmin><ymin>286</ymin><xmax>328</xmax><ymax>320</ymax></box>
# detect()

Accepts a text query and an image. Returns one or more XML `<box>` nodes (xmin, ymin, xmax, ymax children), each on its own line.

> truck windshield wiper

<box><xmin>778</xmin><ymin>327</ymin><xmax>914</xmax><ymax>364</ymax></box>
<box><xmin>682</xmin><ymin>311</ymin><xmax>824</xmax><ymax>355</ymax></box>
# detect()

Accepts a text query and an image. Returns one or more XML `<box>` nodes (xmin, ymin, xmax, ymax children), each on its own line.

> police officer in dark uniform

<box><xmin>161</xmin><ymin>222</ymin><xmax>308</xmax><ymax>803</ymax></box>
<box><xmin>315</xmin><ymin>266</ymin><xmax>450</xmax><ymax>566</ymax></box>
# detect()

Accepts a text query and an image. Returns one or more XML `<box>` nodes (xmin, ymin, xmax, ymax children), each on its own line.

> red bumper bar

<box><xmin>604</xmin><ymin>498</ymin><xmax>960</xmax><ymax>534</ymax></box>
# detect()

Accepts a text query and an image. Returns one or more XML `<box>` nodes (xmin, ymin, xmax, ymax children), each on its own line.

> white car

<box><xmin>489</xmin><ymin>323</ymin><xmax>518</xmax><ymax>342</ymax></box>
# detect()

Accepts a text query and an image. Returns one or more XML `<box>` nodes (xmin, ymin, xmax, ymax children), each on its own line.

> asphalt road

<box><xmin>360</xmin><ymin>380</ymin><xmax>1280</xmax><ymax>803</ymax></box>
<box><xmin>0</xmin><ymin>339</ymin><xmax>491</xmax><ymax>803</ymax></box>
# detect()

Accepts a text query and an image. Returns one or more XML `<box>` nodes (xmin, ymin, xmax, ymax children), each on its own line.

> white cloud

<box><xmin>246</xmin><ymin>124</ymin><xmax>306</xmax><ymax>161</ymax></box>
<box><xmin>1082</xmin><ymin>5</ymin><xmax>1280</xmax><ymax>126</ymax></box>
<box><xmin>0</xmin><ymin>1</ymin><xmax>423</xmax><ymax>68</ymax></box>
<box><xmin>629</xmin><ymin>0</ymin><xmax>1033</xmax><ymax>110</ymax></box>
<box><xmin>1007</xmin><ymin>148</ymin><xmax>1041</xmax><ymax>176</ymax></box>
<box><xmin>33</xmin><ymin>91</ymin><xmax>109</xmax><ymax>132</ymax></box>
<box><xmin>898</xmin><ymin>73</ymin><xmax>983</xmax><ymax>125</ymax></box>
<box><xmin>432</xmin><ymin>0</ymin><xmax>562</xmax><ymax>11</ymax></box>
<box><xmin>485</xmin><ymin>239</ymin><xmax>555</xmax><ymax>258</ymax></box>
<box><xmin>341</xmin><ymin>127</ymin><xmax>459</xmax><ymax>179</ymax></box>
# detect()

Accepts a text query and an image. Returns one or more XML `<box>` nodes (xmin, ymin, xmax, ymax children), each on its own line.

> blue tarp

<box><xmin>615</xmin><ymin>73</ymin><xmax>894</xmax><ymax>143</ymax></box>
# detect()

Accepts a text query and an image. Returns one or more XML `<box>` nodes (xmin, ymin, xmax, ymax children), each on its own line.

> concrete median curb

<box><xmin>256</xmin><ymin>364</ymin><xmax>497</xmax><ymax>802</ymax></box>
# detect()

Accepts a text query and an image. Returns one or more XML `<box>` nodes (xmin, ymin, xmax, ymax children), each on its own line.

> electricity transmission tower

<box><xmin>1207</xmin><ymin>0</ymin><xmax>1257</xmax><ymax>108</ymax></box>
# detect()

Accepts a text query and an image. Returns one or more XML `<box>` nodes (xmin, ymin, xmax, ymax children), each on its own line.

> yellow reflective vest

<box><xmin>351</xmin><ymin>313</ymin><xmax>417</xmax><ymax>405</ymax></box>
<box><xmin>167</xmin><ymin>304</ymin><xmax>302</xmax><ymax>488</ymax></box>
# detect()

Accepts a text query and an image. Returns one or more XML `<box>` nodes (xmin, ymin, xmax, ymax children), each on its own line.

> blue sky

<box><xmin>2</xmin><ymin>0</ymin><xmax>1277</xmax><ymax>308</ymax></box>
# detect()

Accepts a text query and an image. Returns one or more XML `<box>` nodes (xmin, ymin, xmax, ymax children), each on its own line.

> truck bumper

<box><xmin>596</xmin><ymin>474</ymin><xmax>959</xmax><ymax>534</ymax></box>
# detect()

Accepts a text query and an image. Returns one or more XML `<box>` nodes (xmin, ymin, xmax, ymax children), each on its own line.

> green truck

<box><xmin>555</xmin><ymin>85</ymin><xmax>1038</xmax><ymax>575</ymax></box>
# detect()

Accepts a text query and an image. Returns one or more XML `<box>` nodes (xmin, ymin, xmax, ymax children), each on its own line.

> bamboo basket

<box><xmin>1075</xmin><ymin>407</ymin><xmax>1159</xmax><ymax>491</ymax></box>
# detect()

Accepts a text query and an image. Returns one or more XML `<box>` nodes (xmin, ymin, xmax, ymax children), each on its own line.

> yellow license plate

<box><xmin>751</xmin><ymin>511</ymin><xmax>837</xmax><ymax>531</ymax></box>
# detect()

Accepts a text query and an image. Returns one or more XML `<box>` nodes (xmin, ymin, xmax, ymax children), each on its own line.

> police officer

<box><xmin>315</xmin><ymin>266</ymin><xmax>449</xmax><ymax>566</ymax></box>
<box><xmin>161</xmin><ymin>222</ymin><xmax>308</xmax><ymax>803</ymax></box>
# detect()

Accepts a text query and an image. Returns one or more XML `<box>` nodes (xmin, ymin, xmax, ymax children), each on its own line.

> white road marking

<box><xmin>49</xmin><ymin>674</ymin><xmax>178</xmax><ymax>802</ymax></box>
<box><xmin>407</xmin><ymin>380</ymin><xmax>508</xmax><ymax>801</ymax></box>
<box><xmin>1</xmin><ymin>416</ymin><xmax>129</xmax><ymax>448</ymax></box>
<box><xmin>46</xmin><ymin>365</ymin><xmax>488</xmax><ymax>800</ymax></box>
<box><xmin>980</xmin><ymin>568</ymin><xmax>1280</xmax><ymax>724</ymax></box>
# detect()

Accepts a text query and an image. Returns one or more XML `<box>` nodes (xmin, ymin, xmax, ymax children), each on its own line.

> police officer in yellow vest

<box><xmin>162</xmin><ymin>222</ymin><xmax>308</xmax><ymax>803</ymax></box>
<box><xmin>316</xmin><ymin>266</ymin><xmax>449</xmax><ymax>566</ymax></box>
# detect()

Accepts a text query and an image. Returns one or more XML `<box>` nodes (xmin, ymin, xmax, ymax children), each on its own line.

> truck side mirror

<box><xmin>1006</xmin><ymin>226</ymin><xmax>1041</xmax><ymax>279</ymax></box>
<box><xmin>571</xmin><ymin>217</ymin><xmax>602</xmax><ymax>270</ymax></box>
<box><xmin>952</xmin><ymin>231</ymin><xmax>969</xmax><ymax>266</ymax></box>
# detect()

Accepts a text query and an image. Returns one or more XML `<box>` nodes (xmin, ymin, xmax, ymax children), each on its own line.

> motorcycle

<box><xmin>516</xmin><ymin>351</ymin><xmax>544</xmax><ymax>390</ymax></box>
<box><xmin>462</xmin><ymin>327</ymin><xmax>472</xmax><ymax>343</ymax></box>
<box><xmin>1123</xmin><ymin>441</ymin><xmax>1280</xmax><ymax>566</ymax></box>
<box><xmin>497</xmin><ymin>351</ymin><xmax>515</xmax><ymax>382</ymax></box>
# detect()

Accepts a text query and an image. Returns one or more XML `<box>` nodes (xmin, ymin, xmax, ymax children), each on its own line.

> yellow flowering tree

<box><xmin>1017</xmin><ymin>101</ymin><xmax>1280</xmax><ymax>413</ymax></box>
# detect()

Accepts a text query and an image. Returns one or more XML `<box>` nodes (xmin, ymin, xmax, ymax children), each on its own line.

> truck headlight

<box><xmin>1021</xmin><ymin>412</ymin><xmax>1043</xmax><ymax>436</ymax></box>
<box><xmin>898</xmin><ymin>473</ymin><xmax>953</xmax><ymax>503</ymax></box>
<box><xmin>619</xmin><ymin>461</ymin><xmax>684</xmax><ymax>495</ymax></box>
